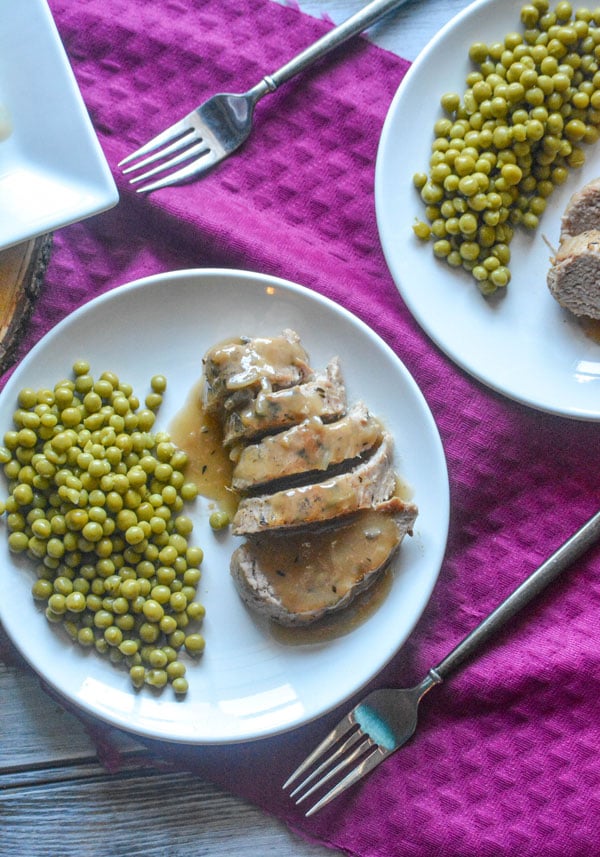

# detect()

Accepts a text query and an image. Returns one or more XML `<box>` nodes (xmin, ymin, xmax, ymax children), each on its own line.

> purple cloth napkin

<box><xmin>3</xmin><ymin>0</ymin><xmax>600</xmax><ymax>855</ymax></box>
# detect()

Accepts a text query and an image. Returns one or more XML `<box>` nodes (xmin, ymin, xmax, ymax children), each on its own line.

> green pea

<box><xmin>144</xmin><ymin>392</ymin><xmax>162</xmax><ymax>411</ymax></box>
<box><xmin>119</xmin><ymin>639</ymin><xmax>139</xmax><ymax>657</ymax></box>
<box><xmin>17</xmin><ymin>388</ymin><xmax>38</xmax><ymax>408</ymax></box>
<box><xmin>65</xmin><ymin>592</ymin><xmax>87</xmax><ymax>613</ymax></box>
<box><xmin>17</xmin><ymin>428</ymin><xmax>38</xmax><ymax>449</ymax></box>
<box><xmin>169</xmin><ymin>591</ymin><xmax>188</xmax><ymax>613</ymax></box>
<box><xmin>81</xmin><ymin>521</ymin><xmax>104</xmax><ymax>542</ymax></box>
<box><xmin>120</xmin><ymin>579</ymin><xmax>141</xmax><ymax>600</ymax></box>
<box><xmin>172</xmin><ymin>676</ymin><xmax>189</xmax><ymax>695</ymax></box>
<box><xmin>13</xmin><ymin>483</ymin><xmax>34</xmax><ymax>506</ymax></box>
<box><xmin>8</xmin><ymin>531</ymin><xmax>29</xmax><ymax>552</ymax></box>
<box><xmin>142</xmin><ymin>599</ymin><xmax>164</xmax><ymax>623</ymax></box>
<box><xmin>186</xmin><ymin>601</ymin><xmax>205</xmax><ymax>622</ymax></box>
<box><xmin>168</xmin><ymin>629</ymin><xmax>186</xmax><ymax>649</ymax></box>
<box><xmin>32</xmin><ymin>578</ymin><xmax>53</xmax><ymax>600</ymax></box>
<box><xmin>130</xmin><ymin>665</ymin><xmax>146</xmax><ymax>688</ymax></box>
<box><xmin>115</xmin><ymin>612</ymin><xmax>135</xmax><ymax>631</ymax></box>
<box><xmin>104</xmin><ymin>625</ymin><xmax>123</xmax><ymax>647</ymax></box>
<box><xmin>186</xmin><ymin>544</ymin><xmax>204</xmax><ymax>572</ymax></box>
<box><xmin>159</xmin><ymin>614</ymin><xmax>178</xmax><ymax>635</ymax></box>
<box><xmin>144</xmin><ymin>669</ymin><xmax>167</xmax><ymax>688</ymax></box>
<box><xmin>433</xmin><ymin>239</ymin><xmax>452</xmax><ymax>259</ymax></box>
<box><xmin>183</xmin><ymin>568</ymin><xmax>201</xmax><ymax>588</ymax></box>
<box><xmin>2</xmin><ymin>366</ymin><xmax>206</xmax><ymax>697</ymax></box>
<box><xmin>166</xmin><ymin>660</ymin><xmax>186</xmax><ymax>681</ymax></box>
<box><xmin>93</xmin><ymin>610</ymin><xmax>114</xmax><ymax>629</ymax></box>
<box><xmin>181</xmin><ymin>483</ymin><xmax>198</xmax><ymax>502</ymax></box>
<box><xmin>184</xmin><ymin>634</ymin><xmax>205</xmax><ymax>656</ymax></box>
<box><xmin>148</xmin><ymin>648</ymin><xmax>168</xmax><ymax>668</ymax></box>
<box><xmin>76</xmin><ymin>627</ymin><xmax>94</xmax><ymax>647</ymax></box>
<box><xmin>491</xmin><ymin>266</ymin><xmax>511</xmax><ymax>287</ymax></box>
<box><xmin>29</xmin><ymin>517</ymin><xmax>50</xmax><ymax>539</ymax></box>
<box><xmin>440</xmin><ymin>92</ymin><xmax>461</xmax><ymax>113</ymax></box>
<box><xmin>209</xmin><ymin>510</ymin><xmax>230</xmax><ymax>531</ymax></box>
<box><xmin>125</xmin><ymin>525</ymin><xmax>145</xmax><ymax>545</ymax></box>
<box><xmin>48</xmin><ymin>593</ymin><xmax>67</xmax><ymax>614</ymax></box>
<box><xmin>459</xmin><ymin>241</ymin><xmax>480</xmax><ymax>261</ymax></box>
<box><xmin>150</xmin><ymin>584</ymin><xmax>172</xmax><ymax>605</ymax></box>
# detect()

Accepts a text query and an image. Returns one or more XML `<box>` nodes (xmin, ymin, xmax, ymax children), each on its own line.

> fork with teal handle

<box><xmin>283</xmin><ymin>508</ymin><xmax>600</xmax><ymax>816</ymax></box>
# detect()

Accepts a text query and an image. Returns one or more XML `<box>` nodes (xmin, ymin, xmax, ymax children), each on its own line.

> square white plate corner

<box><xmin>0</xmin><ymin>0</ymin><xmax>118</xmax><ymax>251</ymax></box>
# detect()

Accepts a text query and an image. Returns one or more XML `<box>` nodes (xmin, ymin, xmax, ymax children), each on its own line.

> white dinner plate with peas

<box><xmin>0</xmin><ymin>269</ymin><xmax>449</xmax><ymax>744</ymax></box>
<box><xmin>376</xmin><ymin>0</ymin><xmax>600</xmax><ymax>421</ymax></box>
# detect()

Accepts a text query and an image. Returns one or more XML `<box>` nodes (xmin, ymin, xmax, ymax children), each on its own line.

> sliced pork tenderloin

<box><xmin>202</xmin><ymin>329</ymin><xmax>312</xmax><ymax>414</ymax></box>
<box><xmin>230</xmin><ymin>500</ymin><xmax>418</xmax><ymax>626</ymax></box>
<box><xmin>560</xmin><ymin>178</ymin><xmax>600</xmax><ymax>239</ymax></box>
<box><xmin>223</xmin><ymin>357</ymin><xmax>346</xmax><ymax>447</ymax></box>
<box><xmin>231</xmin><ymin>402</ymin><xmax>383</xmax><ymax>493</ymax></box>
<box><xmin>547</xmin><ymin>230</ymin><xmax>600</xmax><ymax>319</ymax></box>
<box><xmin>232</xmin><ymin>430</ymin><xmax>398</xmax><ymax>534</ymax></box>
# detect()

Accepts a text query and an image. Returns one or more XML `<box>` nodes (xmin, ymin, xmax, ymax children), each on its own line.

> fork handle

<box><xmin>258</xmin><ymin>0</ymin><xmax>414</xmax><ymax>92</ymax></box>
<box><xmin>433</xmin><ymin>509</ymin><xmax>600</xmax><ymax>681</ymax></box>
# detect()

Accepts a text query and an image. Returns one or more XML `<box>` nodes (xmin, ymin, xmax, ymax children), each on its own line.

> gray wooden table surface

<box><xmin>1</xmin><ymin>2</ymin><xmax>469</xmax><ymax>855</ymax></box>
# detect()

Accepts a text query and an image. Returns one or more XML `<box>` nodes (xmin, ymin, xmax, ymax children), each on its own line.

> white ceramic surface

<box><xmin>376</xmin><ymin>0</ymin><xmax>600</xmax><ymax>420</ymax></box>
<box><xmin>0</xmin><ymin>0</ymin><xmax>118</xmax><ymax>251</ymax></box>
<box><xmin>0</xmin><ymin>269</ymin><xmax>449</xmax><ymax>744</ymax></box>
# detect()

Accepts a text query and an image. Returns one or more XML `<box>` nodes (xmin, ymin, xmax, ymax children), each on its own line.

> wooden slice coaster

<box><xmin>0</xmin><ymin>234</ymin><xmax>52</xmax><ymax>375</ymax></box>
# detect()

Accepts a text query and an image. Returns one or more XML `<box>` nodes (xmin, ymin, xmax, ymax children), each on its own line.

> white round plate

<box><xmin>0</xmin><ymin>269</ymin><xmax>449</xmax><ymax>745</ymax></box>
<box><xmin>376</xmin><ymin>0</ymin><xmax>600</xmax><ymax>421</ymax></box>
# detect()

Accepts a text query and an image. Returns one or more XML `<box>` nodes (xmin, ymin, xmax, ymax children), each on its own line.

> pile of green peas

<box><xmin>413</xmin><ymin>1</ymin><xmax>600</xmax><ymax>294</ymax></box>
<box><xmin>0</xmin><ymin>362</ymin><xmax>206</xmax><ymax>695</ymax></box>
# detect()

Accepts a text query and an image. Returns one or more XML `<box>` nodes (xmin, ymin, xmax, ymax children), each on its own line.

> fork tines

<box><xmin>283</xmin><ymin>714</ymin><xmax>385</xmax><ymax>816</ymax></box>
<box><xmin>118</xmin><ymin>114</ymin><xmax>216</xmax><ymax>193</ymax></box>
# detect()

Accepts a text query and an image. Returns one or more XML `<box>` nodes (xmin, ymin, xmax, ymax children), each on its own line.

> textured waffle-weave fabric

<box><xmin>3</xmin><ymin>1</ymin><xmax>600</xmax><ymax>855</ymax></box>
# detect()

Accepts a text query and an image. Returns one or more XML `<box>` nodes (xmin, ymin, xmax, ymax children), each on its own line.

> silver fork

<box><xmin>118</xmin><ymin>0</ymin><xmax>414</xmax><ymax>192</ymax></box>
<box><xmin>284</xmin><ymin>508</ymin><xmax>600</xmax><ymax>816</ymax></box>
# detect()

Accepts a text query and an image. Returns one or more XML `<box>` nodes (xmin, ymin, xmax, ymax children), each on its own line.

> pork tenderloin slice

<box><xmin>202</xmin><ymin>329</ymin><xmax>312</xmax><ymax>413</ymax></box>
<box><xmin>231</xmin><ymin>402</ymin><xmax>383</xmax><ymax>492</ymax></box>
<box><xmin>560</xmin><ymin>177</ymin><xmax>600</xmax><ymax>239</ymax></box>
<box><xmin>223</xmin><ymin>357</ymin><xmax>346</xmax><ymax>447</ymax></box>
<box><xmin>232</xmin><ymin>430</ymin><xmax>397</xmax><ymax>534</ymax></box>
<box><xmin>547</xmin><ymin>230</ymin><xmax>600</xmax><ymax>319</ymax></box>
<box><xmin>230</xmin><ymin>501</ymin><xmax>418</xmax><ymax>626</ymax></box>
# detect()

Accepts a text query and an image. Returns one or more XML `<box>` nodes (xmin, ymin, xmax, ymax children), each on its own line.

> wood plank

<box><xmin>0</xmin><ymin>657</ymin><xmax>334</xmax><ymax>856</ymax></box>
<box><xmin>2</xmin><ymin>769</ymin><xmax>332</xmax><ymax>857</ymax></box>
<box><xmin>0</xmin><ymin>650</ymin><xmax>141</xmax><ymax>772</ymax></box>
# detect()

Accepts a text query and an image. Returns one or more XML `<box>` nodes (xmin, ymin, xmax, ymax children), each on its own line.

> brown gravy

<box><xmin>579</xmin><ymin>316</ymin><xmax>600</xmax><ymax>344</ymax></box>
<box><xmin>169</xmin><ymin>379</ymin><xmax>239</xmax><ymax>518</ymax></box>
<box><xmin>204</xmin><ymin>334</ymin><xmax>310</xmax><ymax>392</ymax></box>
<box><xmin>243</xmin><ymin>511</ymin><xmax>401</xmax><ymax>615</ymax></box>
<box><xmin>271</xmin><ymin>568</ymin><xmax>393</xmax><ymax>645</ymax></box>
